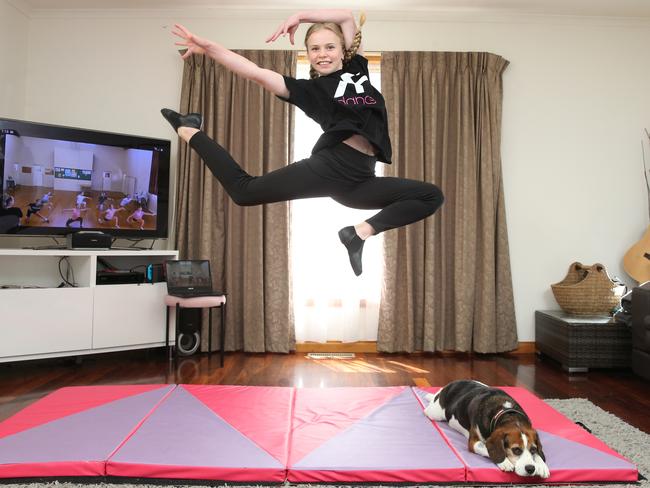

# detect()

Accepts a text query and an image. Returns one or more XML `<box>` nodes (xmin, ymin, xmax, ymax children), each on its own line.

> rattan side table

<box><xmin>535</xmin><ymin>310</ymin><xmax>632</xmax><ymax>373</ymax></box>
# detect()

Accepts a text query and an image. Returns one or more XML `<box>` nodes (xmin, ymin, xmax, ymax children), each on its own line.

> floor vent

<box><xmin>307</xmin><ymin>352</ymin><xmax>356</xmax><ymax>360</ymax></box>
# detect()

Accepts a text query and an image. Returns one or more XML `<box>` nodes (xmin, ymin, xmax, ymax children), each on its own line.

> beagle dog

<box><xmin>424</xmin><ymin>380</ymin><xmax>550</xmax><ymax>478</ymax></box>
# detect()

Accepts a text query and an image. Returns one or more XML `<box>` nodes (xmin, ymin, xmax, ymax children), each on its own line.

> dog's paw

<box><xmin>535</xmin><ymin>460</ymin><xmax>551</xmax><ymax>479</ymax></box>
<box><xmin>423</xmin><ymin>393</ymin><xmax>436</xmax><ymax>419</ymax></box>
<box><xmin>472</xmin><ymin>441</ymin><xmax>489</xmax><ymax>458</ymax></box>
<box><xmin>423</xmin><ymin>403</ymin><xmax>436</xmax><ymax>419</ymax></box>
<box><xmin>423</xmin><ymin>400</ymin><xmax>445</xmax><ymax>421</ymax></box>
<box><xmin>497</xmin><ymin>458</ymin><xmax>515</xmax><ymax>472</ymax></box>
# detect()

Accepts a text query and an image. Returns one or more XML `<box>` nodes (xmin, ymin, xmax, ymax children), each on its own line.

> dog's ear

<box><xmin>534</xmin><ymin>432</ymin><xmax>546</xmax><ymax>462</ymax></box>
<box><xmin>486</xmin><ymin>428</ymin><xmax>508</xmax><ymax>464</ymax></box>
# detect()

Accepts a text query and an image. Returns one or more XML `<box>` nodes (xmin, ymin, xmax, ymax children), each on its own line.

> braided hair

<box><xmin>306</xmin><ymin>12</ymin><xmax>366</xmax><ymax>80</ymax></box>
<box><xmin>343</xmin><ymin>12</ymin><xmax>365</xmax><ymax>65</ymax></box>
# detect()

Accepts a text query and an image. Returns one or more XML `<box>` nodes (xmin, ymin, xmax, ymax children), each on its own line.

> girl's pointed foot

<box><xmin>338</xmin><ymin>226</ymin><xmax>364</xmax><ymax>276</ymax></box>
<box><xmin>161</xmin><ymin>108</ymin><xmax>203</xmax><ymax>131</ymax></box>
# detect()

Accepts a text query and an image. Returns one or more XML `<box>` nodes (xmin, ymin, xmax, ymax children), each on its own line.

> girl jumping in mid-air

<box><xmin>162</xmin><ymin>9</ymin><xmax>444</xmax><ymax>276</ymax></box>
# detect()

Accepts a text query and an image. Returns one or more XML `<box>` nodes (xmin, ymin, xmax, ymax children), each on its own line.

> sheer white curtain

<box><xmin>291</xmin><ymin>59</ymin><xmax>383</xmax><ymax>343</ymax></box>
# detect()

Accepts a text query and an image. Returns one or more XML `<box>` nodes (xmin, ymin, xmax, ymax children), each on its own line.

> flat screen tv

<box><xmin>0</xmin><ymin>117</ymin><xmax>170</xmax><ymax>239</ymax></box>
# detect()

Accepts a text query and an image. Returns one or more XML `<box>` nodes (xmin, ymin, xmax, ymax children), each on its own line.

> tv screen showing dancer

<box><xmin>0</xmin><ymin>119</ymin><xmax>170</xmax><ymax>238</ymax></box>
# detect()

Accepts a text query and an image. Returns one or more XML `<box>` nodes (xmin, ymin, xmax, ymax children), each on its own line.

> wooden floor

<box><xmin>0</xmin><ymin>350</ymin><xmax>648</xmax><ymax>434</ymax></box>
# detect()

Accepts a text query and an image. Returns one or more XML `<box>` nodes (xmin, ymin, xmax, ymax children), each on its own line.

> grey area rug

<box><xmin>1</xmin><ymin>398</ymin><xmax>647</xmax><ymax>488</ymax></box>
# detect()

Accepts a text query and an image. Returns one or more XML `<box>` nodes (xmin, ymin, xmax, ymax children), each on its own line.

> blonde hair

<box><xmin>305</xmin><ymin>12</ymin><xmax>366</xmax><ymax>79</ymax></box>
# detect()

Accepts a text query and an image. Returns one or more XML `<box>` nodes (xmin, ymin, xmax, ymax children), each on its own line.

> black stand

<box><xmin>111</xmin><ymin>237</ymin><xmax>158</xmax><ymax>251</ymax></box>
<box><xmin>24</xmin><ymin>236</ymin><xmax>66</xmax><ymax>250</ymax></box>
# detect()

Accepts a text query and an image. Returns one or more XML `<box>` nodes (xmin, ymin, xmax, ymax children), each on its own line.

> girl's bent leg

<box><xmin>333</xmin><ymin>176</ymin><xmax>444</xmax><ymax>234</ymax></box>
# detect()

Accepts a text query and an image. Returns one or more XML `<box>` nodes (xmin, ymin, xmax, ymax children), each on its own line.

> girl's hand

<box><xmin>265</xmin><ymin>14</ymin><xmax>301</xmax><ymax>45</ymax></box>
<box><xmin>172</xmin><ymin>23</ymin><xmax>212</xmax><ymax>59</ymax></box>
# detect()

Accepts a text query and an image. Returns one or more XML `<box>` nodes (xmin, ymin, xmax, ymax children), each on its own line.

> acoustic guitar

<box><xmin>624</xmin><ymin>129</ymin><xmax>650</xmax><ymax>283</ymax></box>
<box><xmin>623</xmin><ymin>225</ymin><xmax>650</xmax><ymax>283</ymax></box>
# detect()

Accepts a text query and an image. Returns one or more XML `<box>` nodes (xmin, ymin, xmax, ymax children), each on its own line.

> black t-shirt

<box><xmin>280</xmin><ymin>54</ymin><xmax>392</xmax><ymax>164</ymax></box>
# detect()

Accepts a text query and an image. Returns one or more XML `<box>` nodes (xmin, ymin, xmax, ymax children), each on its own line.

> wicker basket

<box><xmin>551</xmin><ymin>262</ymin><xmax>624</xmax><ymax>315</ymax></box>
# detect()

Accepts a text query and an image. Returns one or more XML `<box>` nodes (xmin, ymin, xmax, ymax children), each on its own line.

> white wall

<box><xmin>0</xmin><ymin>0</ymin><xmax>29</xmax><ymax>119</ymax></box>
<box><xmin>8</xmin><ymin>7</ymin><xmax>650</xmax><ymax>341</ymax></box>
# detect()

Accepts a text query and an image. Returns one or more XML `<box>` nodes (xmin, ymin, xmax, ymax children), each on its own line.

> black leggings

<box><xmin>27</xmin><ymin>206</ymin><xmax>42</xmax><ymax>218</ymax></box>
<box><xmin>190</xmin><ymin>132</ymin><xmax>444</xmax><ymax>234</ymax></box>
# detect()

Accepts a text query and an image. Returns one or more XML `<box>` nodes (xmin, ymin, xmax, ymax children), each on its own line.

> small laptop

<box><xmin>165</xmin><ymin>260</ymin><xmax>222</xmax><ymax>298</ymax></box>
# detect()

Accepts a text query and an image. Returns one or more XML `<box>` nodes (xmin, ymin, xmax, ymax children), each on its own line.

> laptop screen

<box><xmin>166</xmin><ymin>260</ymin><xmax>212</xmax><ymax>292</ymax></box>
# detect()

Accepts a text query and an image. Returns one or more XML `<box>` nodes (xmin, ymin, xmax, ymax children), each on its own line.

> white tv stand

<box><xmin>0</xmin><ymin>248</ymin><xmax>178</xmax><ymax>363</ymax></box>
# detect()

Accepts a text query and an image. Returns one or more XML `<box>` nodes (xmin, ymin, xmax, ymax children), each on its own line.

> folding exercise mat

<box><xmin>0</xmin><ymin>384</ymin><xmax>638</xmax><ymax>484</ymax></box>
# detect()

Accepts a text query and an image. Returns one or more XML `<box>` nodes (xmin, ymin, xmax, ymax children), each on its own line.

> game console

<box><xmin>96</xmin><ymin>269</ymin><xmax>145</xmax><ymax>285</ymax></box>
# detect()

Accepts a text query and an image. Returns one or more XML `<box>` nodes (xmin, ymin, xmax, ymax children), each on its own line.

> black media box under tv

<box><xmin>67</xmin><ymin>231</ymin><xmax>112</xmax><ymax>249</ymax></box>
<box><xmin>97</xmin><ymin>270</ymin><xmax>145</xmax><ymax>285</ymax></box>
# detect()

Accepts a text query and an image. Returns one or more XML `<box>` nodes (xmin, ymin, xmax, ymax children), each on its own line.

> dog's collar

<box><xmin>489</xmin><ymin>408</ymin><xmax>526</xmax><ymax>434</ymax></box>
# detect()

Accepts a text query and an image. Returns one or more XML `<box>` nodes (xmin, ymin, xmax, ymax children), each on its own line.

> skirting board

<box><xmin>295</xmin><ymin>342</ymin><xmax>536</xmax><ymax>354</ymax></box>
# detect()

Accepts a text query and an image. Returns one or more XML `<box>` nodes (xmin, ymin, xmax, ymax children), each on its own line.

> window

<box><xmin>291</xmin><ymin>54</ymin><xmax>383</xmax><ymax>343</ymax></box>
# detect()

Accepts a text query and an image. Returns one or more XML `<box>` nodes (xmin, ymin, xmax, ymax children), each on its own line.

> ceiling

<box><xmin>10</xmin><ymin>0</ymin><xmax>650</xmax><ymax>18</ymax></box>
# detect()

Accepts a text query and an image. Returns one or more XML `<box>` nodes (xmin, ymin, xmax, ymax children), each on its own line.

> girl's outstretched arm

<box><xmin>266</xmin><ymin>10</ymin><xmax>359</xmax><ymax>51</ymax></box>
<box><xmin>172</xmin><ymin>24</ymin><xmax>289</xmax><ymax>98</ymax></box>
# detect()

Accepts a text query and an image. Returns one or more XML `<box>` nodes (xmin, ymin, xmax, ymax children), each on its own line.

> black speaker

<box><xmin>631</xmin><ymin>282</ymin><xmax>650</xmax><ymax>380</ymax></box>
<box><xmin>67</xmin><ymin>231</ymin><xmax>112</xmax><ymax>249</ymax></box>
<box><xmin>177</xmin><ymin>308</ymin><xmax>201</xmax><ymax>356</ymax></box>
<box><xmin>632</xmin><ymin>282</ymin><xmax>650</xmax><ymax>354</ymax></box>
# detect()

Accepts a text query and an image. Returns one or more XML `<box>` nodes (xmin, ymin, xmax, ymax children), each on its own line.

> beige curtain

<box><xmin>175</xmin><ymin>50</ymin><xmax>296</xmax><ymax>353</ymax></box>
<box><xmin>379</xmin><ymin>51</ymin><xmax>517</xmax><ymax>353</ymax></box>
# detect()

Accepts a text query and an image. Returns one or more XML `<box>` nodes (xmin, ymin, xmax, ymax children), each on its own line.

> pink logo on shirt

<box><xmin>338</xmin><ymin>95</ymin><xmax>377</xmax><ymax>106</ymax></box>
